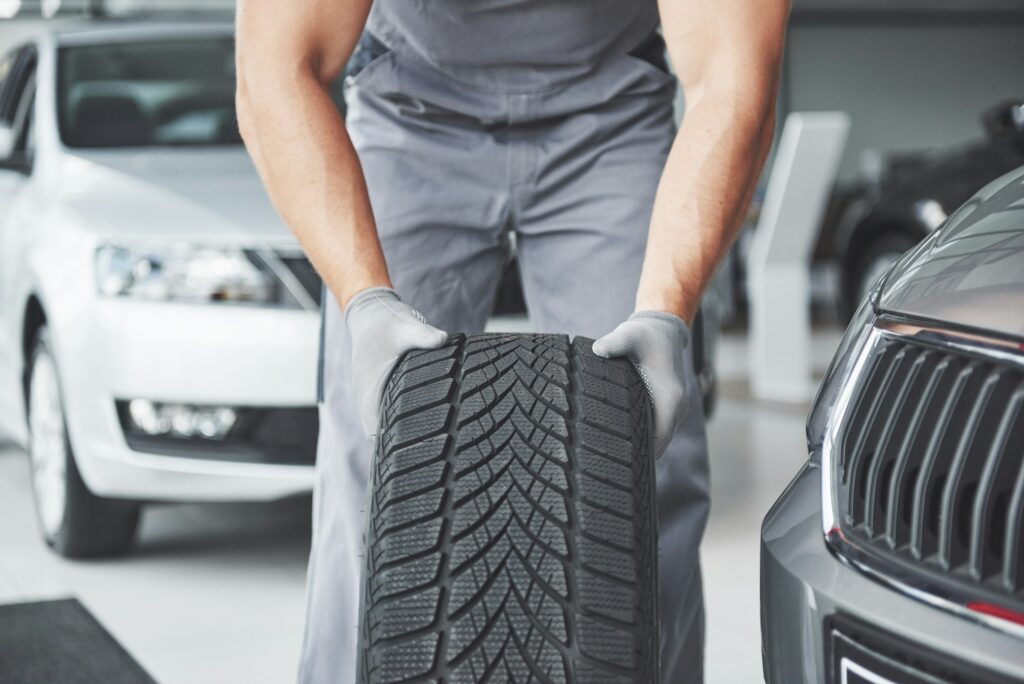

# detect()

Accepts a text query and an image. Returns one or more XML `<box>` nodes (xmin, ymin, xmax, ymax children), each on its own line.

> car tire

<box><xmin>841</xmin><ymin>232</ymin><xmax>918</xmax><ymax>323</ymax></box>
<box><xmin>26</xmin><ymin>327</ymin><xmax>140</xmax><ymax>558</ymax></box>
<box><xmin>357</xmin><ymin>333</ymin><xmax>659</xmax><ymax>683</ymax></box>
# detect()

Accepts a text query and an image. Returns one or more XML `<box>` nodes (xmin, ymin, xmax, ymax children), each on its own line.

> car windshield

<box><xmin>58</xmin><ymin>38</ymin><xmax>241</xmax><ymax>149</ymax></box>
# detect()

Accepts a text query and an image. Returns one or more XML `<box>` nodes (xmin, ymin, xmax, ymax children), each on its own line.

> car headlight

<box><xmin>805</xmin><ymin>291</ymin><xmax>878</xmax><ymax>460</ymax></box>
<box><xmin>95</xmin><ymin>244</ymin><xmax>301</xmax><ymax>307</ymax></box>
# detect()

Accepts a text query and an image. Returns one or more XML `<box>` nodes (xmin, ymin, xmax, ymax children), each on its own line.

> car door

<box><xmin>0</xmin><ymin>45</ymin><xmax>37</xmax><ymax>440</ymax></box>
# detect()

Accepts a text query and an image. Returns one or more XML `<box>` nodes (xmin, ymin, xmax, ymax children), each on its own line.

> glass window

<box><xmin>15</xmin><ymin>78</ymin><xmax>36</xmax><ymax>157</ymax></box>
<box><xmin>57</xmin><ymin>36</ymin><xmax>347</xmax><ymax>150</ymax></box>
<box><xmin>58</xmin><ymin>38</ymin><xmax>241</xmax><ymax>149</ymax></box>
<box><xmin>0</xmin><ymin>48</ymin><xmax>29</xmax><ymax>124</ymax></box>
<box><xmin>0</xmin><ymin>51</ymin><xmax>14</xmax><ymax>95</ymax></box>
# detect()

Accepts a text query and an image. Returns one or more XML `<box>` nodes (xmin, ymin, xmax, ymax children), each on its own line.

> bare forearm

<box><xmin>636</xmin><ymin>90</ymin><xmax>775</xmax><ymax>322</ymax></box>
<box><xmin>238</xmin><ymin>77</ymin><xmax>389</xmax><ymax>307</ymax></box>
<box><xmin>236</xmin><ymin>0</ymin><xmax>383</xmax><ymax>309</ymax></box>
<box><xmin>644</xmin><ymin>0</ymin><xmax>789</xmax><ymax>323</ymax></box>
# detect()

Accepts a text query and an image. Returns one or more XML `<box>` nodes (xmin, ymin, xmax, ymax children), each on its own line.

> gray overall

<box><xmin>301</xmin><ymin>2</ymin><xmax>710</xmax><ymax>681</ymax></box>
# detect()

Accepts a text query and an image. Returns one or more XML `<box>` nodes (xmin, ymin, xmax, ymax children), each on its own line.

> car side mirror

<box><xmin>0</xmin><ymin>124</ymin><xmax>16</xmax><ymax>160</ymax></box>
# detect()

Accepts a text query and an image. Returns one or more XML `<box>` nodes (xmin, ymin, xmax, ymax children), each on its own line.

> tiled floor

<box><xmin>0</xmin><ymin>329</ymin><xmax>841</xmax><ymax>683</ymax></box>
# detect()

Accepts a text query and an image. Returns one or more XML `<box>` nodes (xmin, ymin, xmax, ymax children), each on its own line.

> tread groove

<box><xmin>357</xmin><ymin>334</ymin><xmax>657</xmax><ymax>683</ymax></box>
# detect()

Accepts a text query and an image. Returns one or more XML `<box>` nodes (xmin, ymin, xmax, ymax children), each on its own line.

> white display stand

<box><xmin>747</xmin><ymin>112</ymin><xmax>850</xmax><ymax>403</ymax></box>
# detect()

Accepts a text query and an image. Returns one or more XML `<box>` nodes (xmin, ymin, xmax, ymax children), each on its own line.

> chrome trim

<box><xmin>820</xmin><ymin>326</ymin><xmax>885</xmax><ymax>535</ymax></box>
<box><xmin>826</xmin><ymin>529</ymin><xmax>1024</xmax><ymax>641</ymax></box>
<box><xmin>821</xmin><ymin>314</ymin><xmax>1024</xmax><ymax>641</ymax></box>
<box><xmin>875</xmin><ymin>318</ymin><xmax>1024</xmax><ymax>368</ymax></box>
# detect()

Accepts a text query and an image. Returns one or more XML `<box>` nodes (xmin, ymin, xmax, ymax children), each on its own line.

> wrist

<box><xmin>333</xmin><ymin>274</ymin><xmax>394</xmax><ymax>311</ymax></box>
<box><xmin>634</xmin><ymin>289</ymin><xmax>697</xmax><ymax>325</ymax></box>
<box><xmin>342</xmin><ymin>286</ymin><xmax>400</xmax><ymax>329</ymax></box>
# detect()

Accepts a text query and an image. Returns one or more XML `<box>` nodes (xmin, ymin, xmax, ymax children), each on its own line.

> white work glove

<box><xmin>592</xmin><ymin>311</ymin><xmax>691</xmax><ymax>458</ymax></box>
<box><xmin>344</xmin><ymin>287</ymin><xmax>448</xmax><ymax>439</ymax></box>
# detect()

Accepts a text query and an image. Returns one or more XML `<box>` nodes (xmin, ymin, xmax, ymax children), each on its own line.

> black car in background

<box><xmin>834</xmin><ymin>99</ymin><xmax>1024</xmax><ymax>321</ymax></box>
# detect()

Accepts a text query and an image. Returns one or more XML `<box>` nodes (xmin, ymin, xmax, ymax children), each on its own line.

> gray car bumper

<box><xmin>761</xmin><ymin>463</ymin><xmax>1024</xmax><ymax>683</ymax></box>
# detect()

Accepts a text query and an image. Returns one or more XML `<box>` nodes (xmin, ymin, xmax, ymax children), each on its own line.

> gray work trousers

<box><xmin>300</xmin><ymin>42</ymin><xmax>711</xmax><ymax>684</ymax></box>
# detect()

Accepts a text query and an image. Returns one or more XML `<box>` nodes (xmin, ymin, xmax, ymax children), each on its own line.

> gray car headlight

<box><xmin>805</xmin><ymin>293</ymin><xmax>877</xmax><ymax>461</ymax></box>
<box><xmin>95</xmin><ymin>244</ymin><xmax>299</xmax><ymax>307</ymax></box>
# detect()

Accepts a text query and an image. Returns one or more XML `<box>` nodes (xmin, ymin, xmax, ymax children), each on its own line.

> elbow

<box><xmin>234</xmin><ymin>43</ymin><xmax>280</xmax><ymax>147</ymax></box>
<box><xmin>234</xmin><ymin>52</ymin><xmax>259</xmax><ymax>146</ymax></box>
<box><xmin>683</xmin><ymin>49</ymin><xmax>782</xmax><ymax>148</ymax></box>
<box><xmin>700</xmin><ymin>80</ymin><xmax>778</xmax><ymax>144</ymax></box>
<box><xmin>756</xmin><ymin>90</ymin><xmax>778</xmax><ymax>151</ymax></box>
<box><xmin>235</xmin><ymin>80</ymin><xmax>256</xmax><ymax>147</ymax></box>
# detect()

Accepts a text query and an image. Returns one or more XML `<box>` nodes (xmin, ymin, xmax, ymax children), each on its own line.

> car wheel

<box><xmin>27</xmin><ymin>327</ymin><xmax>140</xmax><ymax>558</ymax></box>
<box><xmin>841</xmin><ymin>232</ymin><xmax>918</xmax><ymax>323</ymax></box>
<box><xmin>357</xmin><ymin>334</ymin><xmax>659</xmax><ymax>683</ymax></box>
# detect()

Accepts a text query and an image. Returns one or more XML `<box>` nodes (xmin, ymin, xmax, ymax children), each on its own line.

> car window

<box><xmin>57</xmin><ymin>37</ymin><xmax>346</xmax><ymax>149</ymax></box>
<box><xmin>0</xmin><ymin>50</ymin><xmax>16</xmax><ymax>120</ymax></box>
<box><xmin>58</xmin><ymin>38</ymin><xmax>239</xmax><ymax>148</ymax></box>
<box><xmin>0</xmin><ymin>46</ymin><xmax>33</xmax><ymax>125</ymax></box>
<box><xmin>13</xmin><ymin>76</ymin><xmax>36</xmax><ymax>158</ymax></box>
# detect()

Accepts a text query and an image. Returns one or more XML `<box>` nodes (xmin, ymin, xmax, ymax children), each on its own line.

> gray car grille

<box><xmin>835</xmin><ymin>330</ymin><xmax>1024</xmax><ymax>610</ymax></box>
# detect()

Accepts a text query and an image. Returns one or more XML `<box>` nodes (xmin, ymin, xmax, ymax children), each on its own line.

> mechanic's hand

<box><xmin>344</xmin><ymin>287</ymin><xmax>448</xmax><ymax>439</ymax></box>
<box><xmin>592</xmin><ymin>311</ymin><xmax>691</xmax><ymax>458</ymax></box>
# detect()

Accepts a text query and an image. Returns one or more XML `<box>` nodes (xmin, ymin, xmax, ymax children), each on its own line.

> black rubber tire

<box><xmin>27</xmin><ymin>328</ymin><xmax>140</xmax><ymax>558</ymax></box>
<box><xmin>357</xmin><ymin>333</ymin><xmax>659</xmax><ymax>683</ymax></box>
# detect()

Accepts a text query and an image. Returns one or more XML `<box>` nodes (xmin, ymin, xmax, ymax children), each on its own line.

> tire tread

<box><xmin>358</xmin><ymin>333</ymin><xmax>657</xmax><ymax>683</ymax></box>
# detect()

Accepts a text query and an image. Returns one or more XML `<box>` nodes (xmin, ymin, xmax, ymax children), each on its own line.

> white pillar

<box><xmin>747</xmin><ymin>112</ymin><xmax>850</xmax><ymax>403</ymax></box>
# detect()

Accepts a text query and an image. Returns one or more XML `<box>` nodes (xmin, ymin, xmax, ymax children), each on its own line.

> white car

<box><xmin>0</xmin><ymin>21</ymin><xmax>322</xmax><ymax>557</ymax></box>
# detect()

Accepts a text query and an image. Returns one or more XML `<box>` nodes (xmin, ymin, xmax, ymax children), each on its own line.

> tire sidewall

<box><xmin>26</xmin><ymin>326</ymin><xmax>72</xmax><ymax>549</ymax></box>
<box><xmin>26</xmin><ymin>327</ymin><xmax>140</xmax><ymax>558</ymax></box>
<box><xmin>842</xmin><ymin>231</ymin><xmax>918</xmax><ymax>322</ymax></box>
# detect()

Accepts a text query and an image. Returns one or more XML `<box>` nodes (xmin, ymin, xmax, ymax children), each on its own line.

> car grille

<box><xmin>834</xmin><ymin>327</ymin><xmax>1024</xmax><ymax>610</ymax></box>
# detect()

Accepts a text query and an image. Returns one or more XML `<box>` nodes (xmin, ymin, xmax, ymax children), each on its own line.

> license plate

<box><xmin>832</xmin><ymin>631</ymin><xmax>948</xmax><ymax>684</ymax></box>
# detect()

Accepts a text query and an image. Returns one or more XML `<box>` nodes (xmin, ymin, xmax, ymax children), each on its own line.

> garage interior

<box><xmin>0</xmin><ymin>1</ymin><xmax>1022</xmax><ymax>683</ymax></box>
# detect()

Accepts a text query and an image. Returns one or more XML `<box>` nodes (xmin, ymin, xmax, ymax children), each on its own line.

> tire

<box><xmin>27</xmin><ymin>327</ymin><xmax>140</xmax><ymax>558</ymax></box>
<box><xmin>358</xmin><ymin>333</ymin><xmax>659</xmax><ymax>683</ymax></box>
<box><xmin>840</xmin><ymin>232</ymin><xmax>918</xmax><ymax>323</ymax></box>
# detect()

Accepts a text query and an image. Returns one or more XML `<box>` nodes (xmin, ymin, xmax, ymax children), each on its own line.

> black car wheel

<box><xmin>841</xmin><ymin>232</ymin><xmax>918</xmax><ymax>322</ymax></box>
<box><xmin>357</xmin><ymin>333</ymin><xmax>659</xmax><ymax>683</ymax></box>
<box><xmin>26</xmin><ymin>327</ymin><xmax>140</xmax><ymax>558</ymax></box>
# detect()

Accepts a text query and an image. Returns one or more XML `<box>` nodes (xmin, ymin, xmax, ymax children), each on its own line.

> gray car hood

<box><xmin>879</xmin><ymin>165</ymin><xmax>1024</xmax><ymax>341</ymax></box>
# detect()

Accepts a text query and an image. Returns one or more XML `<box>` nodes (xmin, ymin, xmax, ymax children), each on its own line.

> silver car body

<box><xmin>762</xmin><ymin>166</ymin><xmax>1024</xmax><ymax>682</ymax></box>
<box><xmin>0</xmin><ymin>22</ymin><xmax>317</xmax><ymax>501</ymax></box>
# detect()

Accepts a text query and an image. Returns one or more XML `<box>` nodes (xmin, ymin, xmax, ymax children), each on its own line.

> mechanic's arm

<box><xmin>595</xmin><ymin>0</ymin><xmax>788</xmax><ymax>456</ymax></box>
<box><xmin>638</xmin><ymin>0</ymin><xmax>790</xmax><ymax>322</ymax></box>
<box><xmin>235</xmin><ymin>0</ymin><xmax>388</xmax><ymax>308</ymax></box>
<box><xmin>236</xmin><ymin>1</ymin><xmax>446</xmax><ymax>439</ymax></box>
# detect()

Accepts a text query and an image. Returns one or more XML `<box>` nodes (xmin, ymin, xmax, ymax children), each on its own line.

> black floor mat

<box><xmin>0</xmin><ymin>598</ymin><xmax>155</xmax><ymax>684</ymax></box>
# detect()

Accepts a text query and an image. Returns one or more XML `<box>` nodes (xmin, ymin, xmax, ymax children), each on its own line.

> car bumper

<box><xmin>55</xmin><ymin>298</ymin><xmax>321</xmax><ymax>502</ymax></box>
<box><xmin>761</xmin><ymin>462</ymin><xmax>1024</xmax><ymax>683</ymax></box>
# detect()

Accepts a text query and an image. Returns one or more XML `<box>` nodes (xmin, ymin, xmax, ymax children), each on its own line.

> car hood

<box><xmin>59</xmin><ymin>148</ymin><xmax>298</xmax><ymax>248</ymax></box>
<box><xmin>879</xmin><ymin>165</ymin><xmax>1024</xmax><ymax>341</ymax></box>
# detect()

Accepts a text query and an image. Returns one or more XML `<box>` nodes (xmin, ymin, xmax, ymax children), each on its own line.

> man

<box><xmin>236</xmin><ymin>0</ymin><xmax>788</xmax><ymax>681</ymax></box>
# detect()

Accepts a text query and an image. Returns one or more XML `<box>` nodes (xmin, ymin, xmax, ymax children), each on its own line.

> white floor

<box><xmin>0</xmin><ymin>329</ymin><xmax>841</xmax><ymax>684</ymax></box>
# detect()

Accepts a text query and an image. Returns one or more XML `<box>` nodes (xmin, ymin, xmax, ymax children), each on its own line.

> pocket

<box><xmin>345</xmin><ymin>32</ymin><xmax>393</xmax><ymax>87</ymax></box>
<box><xmin>626</xmin><ymin>31</ymin><xmax>671</xmax><ymax>78</ymax></box>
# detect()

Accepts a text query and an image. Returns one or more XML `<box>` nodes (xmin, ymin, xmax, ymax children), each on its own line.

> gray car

<box><xmin>762</xmin><ymin>165</ymin><xmax>1024</xmax><ymax>683</ymax></box>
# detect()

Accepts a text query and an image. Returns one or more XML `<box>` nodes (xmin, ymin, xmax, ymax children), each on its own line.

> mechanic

<box><xmin>236</xmin><ymin>0</ymin><xmax>788</xmax><ymax>681</ymax></box>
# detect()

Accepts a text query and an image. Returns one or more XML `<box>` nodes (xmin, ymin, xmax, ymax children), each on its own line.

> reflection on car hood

<box><xmin>879</xmin><ymin>165</ymin><xmax>1024</xmax><ymax>341</ymax></box>
<box><xmin>60</xmin><ymin>148</ymin><xmax>297</xmax><ymax>247</ymax></box>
